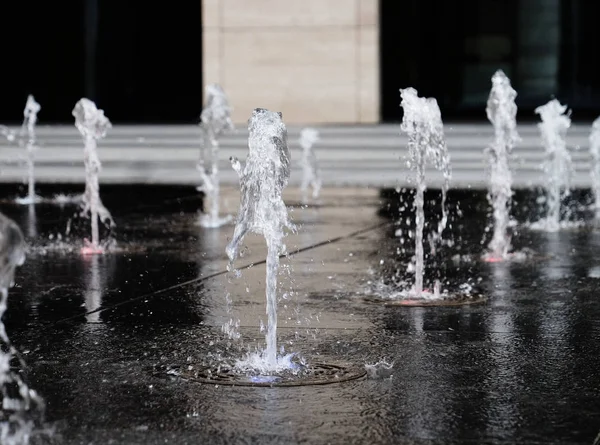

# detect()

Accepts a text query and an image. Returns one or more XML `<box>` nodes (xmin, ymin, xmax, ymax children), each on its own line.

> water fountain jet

<box><xmin>226</xmin><ymin>108</ymin><xmax>294</xmax><ymax>370</ymax></box>
<box><xmin>299</xmin><ymin>127</ymin><xmax>322</xmax><ymax>203</ymax></box>
<box><xmin>72</xmin><ymin>98</ymin><xmax>114</xmax><ymax>254</ymax></box>
<box><xmin>197</xmin><ymin>84</ymin><xmax>234</xmax><ymax>228</ymax></box>
<box><xmin>364</xmin><ymin>89</ymin><xmax>486</xmax><ymax>306</ymax></box>
<box><xmin>483</xmin><ymin>70</ymin><xmax>520</xmax><ymax>262</ymax></box>
<box><xmin>530</xmin><ymin>99</ymin><xmax>574</xmax><ymax>232</ymax></box>
<box><xmin>15</xmin><ymin>96</ymin><xmax>42</xmax><ymax>205</ymax></box>
<box><xmin>398</xmin><ymin>88</ymin><xmax>450</xmax><ymax>301</ymax></box>
<box><xmin>168</xmin><ymin>109</ymin><xmax>365</xmax><ymax>385</ymax></box>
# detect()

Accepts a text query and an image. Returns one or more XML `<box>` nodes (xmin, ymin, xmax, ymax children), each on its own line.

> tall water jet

<box><xmin>226</xmin><ymin>108</ymin><xmax>294</xmax><ymax>370</ymax></box>
<box><xmin>533</xmin><ymin>99</ymin><xmax>572</xmax><ymax>232</ymax></box>
<box><xmin>590</xmin><ymin>117</ymin><xmax>600</xmax><ymax>219</ymax></box>
<box><xmin>15</xmin><ymin>95</ymin><xmax>42</xmax><ymax>205</ymax></box>
<box><xmin>0</xmin><ymin>213</ymin><xmax>44</xmax><ymax>444</ymax></box>
<box><xmin>400</xmin><ymin>87</ymin><xmax>451</xmax><ymax>299</ymax></box>
<box><xmin>484</xmin><ymin>70</ymin><xmax>520</xmax><ymax>261</ymax></box>
<box><xmin>299</xmin><ymin>127</ymin><xmax>321</xmax><ymax>202</ymax></box>
<box><xmin>72</xmin><ymin>98</ymin><xmax>114</xmax><ymax>253</ymax></box>
<box><xmin>198</xmin><ymin>84</ymin><xmax>234</xmax><ymax>228</ymax></box>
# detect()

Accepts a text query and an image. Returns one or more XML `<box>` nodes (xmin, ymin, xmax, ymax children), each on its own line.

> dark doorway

<box><xmin>380</xmin><ymin>0</ymin><xmax>518</xmax><ymax>122</ymax></box>
<box><xmin>380</xmin><ymin>0</ymin><xmax>600</xmax><ymax>123</ymax></box>
<box><xmin>95</xmin><ymin>1</ymin><xmax>203</xmax><ymax>123</ymax></box>
<box><xmin>558</xmin><ymin>0</ymin><xmax>600</xmax><ymax>115</ymax></box>
<box><xmin>0</xmin><ymin>1</ymin><xmax>202</xmax><ymax>124</ymax></box>
<box><xmin>380</xmin><ymin>0</ymin><xmax>469</xmax><ymax>122</ymax></box>
<box><xmin>1</xmin><ymin>1</ymin><xmax>85</xmax><ymax>123</ymax></box>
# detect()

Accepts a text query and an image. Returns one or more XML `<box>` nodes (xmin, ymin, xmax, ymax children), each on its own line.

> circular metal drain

<box><xmin>176</xmin><ymin>363</ymin><xmax>366</xmax><ymax>387</ymax></box>
<box><xmin>364</xmin><ymin>293</ymin><xmax>487</xmax><ymax>307</ymax></box>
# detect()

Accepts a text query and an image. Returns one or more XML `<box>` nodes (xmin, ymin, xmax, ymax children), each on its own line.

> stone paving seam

<box><xmin>49</xmin><ymin>220</ymin><xmax>392</xmax><ymax>327</ymax></box>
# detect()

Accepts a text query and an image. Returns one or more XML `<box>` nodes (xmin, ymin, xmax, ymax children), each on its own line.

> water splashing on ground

<box><xmin>226</xmin><ymin>108</ymin><xmax>295</xmax><ymax>372</ymax></box>
<box><xmin>365</xmin><ymin>361</ymin><xmax>394</xmax><ymax>379</ymax></box>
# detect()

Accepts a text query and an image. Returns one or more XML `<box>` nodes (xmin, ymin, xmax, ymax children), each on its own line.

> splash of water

<box><xmin>299</xmin><ymin>127</ymin><xmax>322</xmax><ymax>202</ymax></box>
<box><xmin>0</xmin><ymin>126</ymin><xmax>16</xmax><ymax>143</ymax></box>
<box><xmin>533</xmin><ymin>99</ymin><xmax>572</xmax><ymax>232</ymax></box>
<box><xmin>15</xmin><ymin>96</ymin><xmax>42</xmax><ymax>205</ymax></box>
<box><xmin>365</xmin><ymin>361</ymin><xmax>394</xmax><ymax>379</ymax></box>
<box><xmin>198</xmin><ymin>84</ymin><xmax>234</xmax><ymax>228</ymax></box>
<box><xmin>399</xmin><ymin>88</ymin><xmax>451</xmax><ymax>299</ymax></box>
<box><xmin>72</xmin><ymin>98</ymin><xmax>114</xmax><ymax>253</ymax></box>
<box><xmin>590</xmin><ymin>117</ymin><xmax>600</xmax><ymax>219</ymax></box>
<box><xmin>0</xmin><ymin>213</ymin><xmax>44</xmax><ymax>445</ymax></box>
<box><xmin>235</xmin><ymin>351</ymin><xmax>301</xmax><ymax>376</ymax></box>
<box><xmin>226</xmin><ymin>108</ymin><xmax>294</xmax><ymax>371</ymax></box>
<box><xmin>484</xmin><ymin>71</ymin><xmax>520</xmax><ymax>260</ymax></box>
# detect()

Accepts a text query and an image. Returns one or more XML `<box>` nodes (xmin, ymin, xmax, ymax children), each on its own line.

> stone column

<box><xmin>202</xmin><ymin>0</ymin><xmax>380</xmax><ymax>124</ymax></box>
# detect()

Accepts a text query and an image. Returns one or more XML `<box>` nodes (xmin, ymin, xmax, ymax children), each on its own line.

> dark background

<box><xmin>381</xmin><ymin>0</ymin><xmax>600</xmax><ymax>122</ymax></box>
<box><xmin>1</xmin><ymin>0</ymin><xmax>202</xmax><ymax>124</ymax></box>
<box><xmin>1</xmin><ymin>0</ymin><xmax>599</xmax><ymax>123</ymax></box>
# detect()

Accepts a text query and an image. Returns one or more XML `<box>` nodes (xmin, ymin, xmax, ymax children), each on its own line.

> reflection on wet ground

<box><xmin>1</xmin><ymin>183</ymin><xmax>599</xmax><ymax>444</ymax></box>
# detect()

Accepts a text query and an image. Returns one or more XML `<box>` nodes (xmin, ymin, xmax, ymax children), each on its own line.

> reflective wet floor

<box><xmin>1</xmin><ymin>183</ymin><xmax>600</xmax><ymax>444</ymax></box>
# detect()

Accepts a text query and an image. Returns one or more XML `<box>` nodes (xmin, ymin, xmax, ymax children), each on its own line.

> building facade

<box><xmin>202</xmin><ymin>0</ymin><xmax>380</xmax><ymax>124</ymax></box>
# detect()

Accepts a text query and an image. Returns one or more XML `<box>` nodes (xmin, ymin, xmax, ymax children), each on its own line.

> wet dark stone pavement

<box><xmin>1</xmin><ymin>183</ymin><xmax>600</xmax><ymax>444</ymax></box>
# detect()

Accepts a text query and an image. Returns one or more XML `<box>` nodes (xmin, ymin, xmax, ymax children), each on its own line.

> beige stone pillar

<box><xmin>202</xmin><ymin>0</ymin><xmax>379</xmax><ymax>124</ymax></box>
